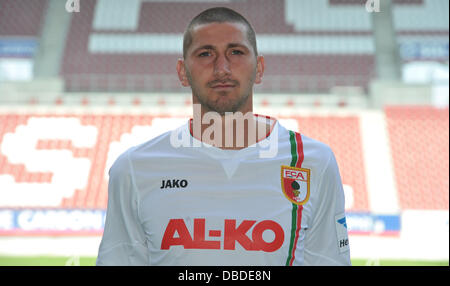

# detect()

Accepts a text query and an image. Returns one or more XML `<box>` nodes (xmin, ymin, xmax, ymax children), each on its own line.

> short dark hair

<box><xmin>183</xmin><ymin>7</ymin><xmax>258</xmax><ymax>59</ymax></box>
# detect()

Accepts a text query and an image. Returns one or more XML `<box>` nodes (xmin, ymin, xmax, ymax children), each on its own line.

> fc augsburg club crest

<box><xmin>281</xmin><ymin>166</ymin><xmax>310</xmax><ymax>205</ymax></box>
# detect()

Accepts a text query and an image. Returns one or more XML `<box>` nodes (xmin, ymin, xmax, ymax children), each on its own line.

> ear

<box><xmin>254</xmin><ymin>55</ymin><xmax>265</xmax><ymax>84</ymax></box>
<box><xmin>176</xmin><ymin>59</ymin><xmax>190</xmax><ymax>87</ymax></box>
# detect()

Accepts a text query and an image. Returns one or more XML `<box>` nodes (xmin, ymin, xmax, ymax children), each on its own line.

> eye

<box><xmin>198</xmin><ymin>51</ymin><xmax>211</xmax><ymax>57</ymax></box>
<box><xmin>231</xmin><ymin>49</ymin><xmax>244</xmax><ymax>55</ymax></box>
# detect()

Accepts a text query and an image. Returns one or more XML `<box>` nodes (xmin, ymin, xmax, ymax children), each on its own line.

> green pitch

<box><xmin>0</xmin><ymin>256</ymin><xmax>97</xmax><ymax>266</ymax></box>
<box><xmin>0</xmin><ymin>256</ymin><xmax>448</xmax><ymax>266</ymax></box>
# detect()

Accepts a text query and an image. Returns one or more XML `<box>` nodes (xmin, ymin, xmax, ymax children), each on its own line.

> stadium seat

<box><xmin>385</xmin><ymin>106</ymin><xmax>449</xmax><ymax>210</ymax></box>
<box><xmin>0</xmin><ymin>0</ymin><xmax>48</xmax><ymax>37</ymax></box>
<box><xmin>293</xmin><ymin>116</ymin><xmax>369</xmax><ymax>211</ymax></box>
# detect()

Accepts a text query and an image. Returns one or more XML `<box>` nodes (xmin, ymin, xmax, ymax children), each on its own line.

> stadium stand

<box><xmin>0</xmin><ymin>0</ymin><xmax>448</xmax><ymax>255</ymax></box>
<box><xmin>1</xmin><ymin>0</ymin><xmax>447</xmax><ymax>93</ymax></box>
<box><xmin>0</xmin><ymin>0</ymin><xmax>48</xmax><ymax>81</ymax></box>
<box><xmin>0</xmin><ymin>0</ymin><xmax>47</xmax><ymax>37</ymax></box>
<box><xmin>0</xmin><ymin>114</ymin><xmax>369</xmax><ymax>211</ymax></box>
<box><xmin>293</xmin><ymin>116</ymin><xmax>369</xmax><ymax>210</ymax></box>
<box><xmin>57</xmin><ymin>0</ymin><xmax>448</xmax><ymax>93</ymax></box>
<box><xmin>60</xmin><ymin>0</ymin><xmax>372</xmax><ymax>92</ymax></box>
<box><xmin>385</xmin><ymin>106</ymin><xmax>449</xmax><ymax>210</ymax></box>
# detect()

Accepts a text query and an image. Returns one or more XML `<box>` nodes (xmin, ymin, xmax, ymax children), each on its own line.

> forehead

<box><xmin>189</xmin><ymin>22</ymin><xmax>251</xmax><ymax>50</ymax></box>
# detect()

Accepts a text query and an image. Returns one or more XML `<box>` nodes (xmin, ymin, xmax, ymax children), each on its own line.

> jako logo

<box><xmin>161</xmin><ymin>218</ymin><xmax>284</xmax><ymax>252</ymax></box>
<box><xmin>160</xmin><ymin>179</ymin><xmax>188</xmax><ymax>189</ymax></box>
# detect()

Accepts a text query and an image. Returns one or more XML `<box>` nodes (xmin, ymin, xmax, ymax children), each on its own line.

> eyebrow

<box><xmin>192</xmin><ymin>43</ymin><xmax>249</xmax><ymax>54</ymax></box>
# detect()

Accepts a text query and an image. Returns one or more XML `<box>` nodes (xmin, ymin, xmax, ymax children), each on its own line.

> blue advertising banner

<box><xmin>0</xmin><ymin>38</ymin><xmax>37</xmax><ymax>57</ymax></box>
<box><xmin>346</xmin><ymin>212</ymin><xmax>401</xmax><ymax>235</ymax></box>
<box><xmin>0</xmin><ymin>209</ymin><xmax>106</xmax><ymax>235</ymax></box>
<box><xmin>0</xmin><ymin>209</ymin><xmax>400</xmax><ymax>236</ymax></box>
<box><xmin>400</xmin><ymin>41</ymin><xmax>449</xmax><ymax>60</ymax></box>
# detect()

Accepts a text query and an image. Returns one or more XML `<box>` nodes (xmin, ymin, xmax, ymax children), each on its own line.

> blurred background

<box><xmin>0</xmin><ymin>0</ymin><xmax>448</xmax><ymax>266</ymax></box>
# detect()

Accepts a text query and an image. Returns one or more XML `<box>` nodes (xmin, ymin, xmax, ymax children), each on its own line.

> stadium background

<box><xmin>0</xmin><ymin>0</ymin><xmax>448</xmax><ymax>266</ymax></box>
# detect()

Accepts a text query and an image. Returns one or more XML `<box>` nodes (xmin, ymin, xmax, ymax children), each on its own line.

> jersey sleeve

<box><xmin>96</xmin><ymin>149</ymin><xmax>149</xmax><ymax>266</ymax></box>
<box><xmin>303</xmin><ymin>149</ymin><xmax>352</xmax><ymax>266</ymax></box>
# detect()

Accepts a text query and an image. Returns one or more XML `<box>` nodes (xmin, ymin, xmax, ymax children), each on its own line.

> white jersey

<box><xmin>96</xmin><ymin>115</ymin><xmax>351</xmax><ymax>266</ymax></box>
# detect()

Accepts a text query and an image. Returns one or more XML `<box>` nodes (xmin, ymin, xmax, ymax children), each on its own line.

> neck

<box><xmin>191</xmin><ymin>104</ymin><xmax>271</xmax><ymax>150</ymax></box>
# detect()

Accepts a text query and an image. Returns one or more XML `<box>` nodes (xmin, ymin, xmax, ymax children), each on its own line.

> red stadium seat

<box><xmin>293</xmin><ymin>116</ymin><xmax>369</xmax><ymax>211</ymax></box>
<box><xmin>385</xmin><ymin>106</ymin><xmax>449</xmax><ymax>210</ymax></box>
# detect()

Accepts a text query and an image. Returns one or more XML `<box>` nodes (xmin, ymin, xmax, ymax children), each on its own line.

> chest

<box><xmin>135</xmin><ymin>156</ymin><xmax>318</xmax><ymax>263</ymax></box>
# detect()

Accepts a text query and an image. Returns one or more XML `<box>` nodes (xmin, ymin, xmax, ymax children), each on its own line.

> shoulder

<box><xmin>108</xmin><ymin>145</ymin><xmax>135</xmax><ymax>178</ymax></box>
<box><xmin>283</xmin><ymin>128</ymin><xmax>335</xmax><ymax>162</ymax></box>
<box><xmin>288</xmin><ymin>131</ymin><xmax>338</xmax><ymax>175</ymax></box>
<box><xmin>131</xmin><ymin>129</ymin><xmax>174</xmax><ymax>157</ymax></box>
<box><xmin>109</xmin><ymin>129</ymin><xmax>174</xmax><ymax>175</ymax></box>
<box><xmin>300</xmin><ymin>133</ymin><xmax>334</xmax><ymax>160</ymax></box>
<box><xmin>275</xmin><ymin>122</ymin><xmax>335</xmax><ymax>165</ymax></box>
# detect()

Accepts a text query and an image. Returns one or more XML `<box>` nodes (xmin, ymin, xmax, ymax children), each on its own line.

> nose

<box><xmin>213</xmin><ymin>55</ymin><xmax>231</xmax><ymax>78</ymax></box>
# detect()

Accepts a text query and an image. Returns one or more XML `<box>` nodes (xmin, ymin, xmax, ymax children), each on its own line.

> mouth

<box><xmin>210</xmin><ymin>84</ymin><xmax>236</xmax><ymax>91</ymax></box>
<box><xmin>212</xmin><ymin>84</ymin><xmax>234</xmax><ymax>88</ymax></box>
<box><xmin>209</xmin><ymin>79</ymin><xmax>238</xmax><ymax>91</ymax></box>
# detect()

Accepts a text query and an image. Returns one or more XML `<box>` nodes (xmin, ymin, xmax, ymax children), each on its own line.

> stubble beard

<box><xmin>186</xmin><ymin>70</ymin><xmax>255</xmax><ymax>116</ymax></box>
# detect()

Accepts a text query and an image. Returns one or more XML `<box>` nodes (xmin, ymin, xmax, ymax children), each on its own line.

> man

<box><xmin>96</xmin><ymin>7</ymin><xmax>351</xmax><ymax>266</ymax></box>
